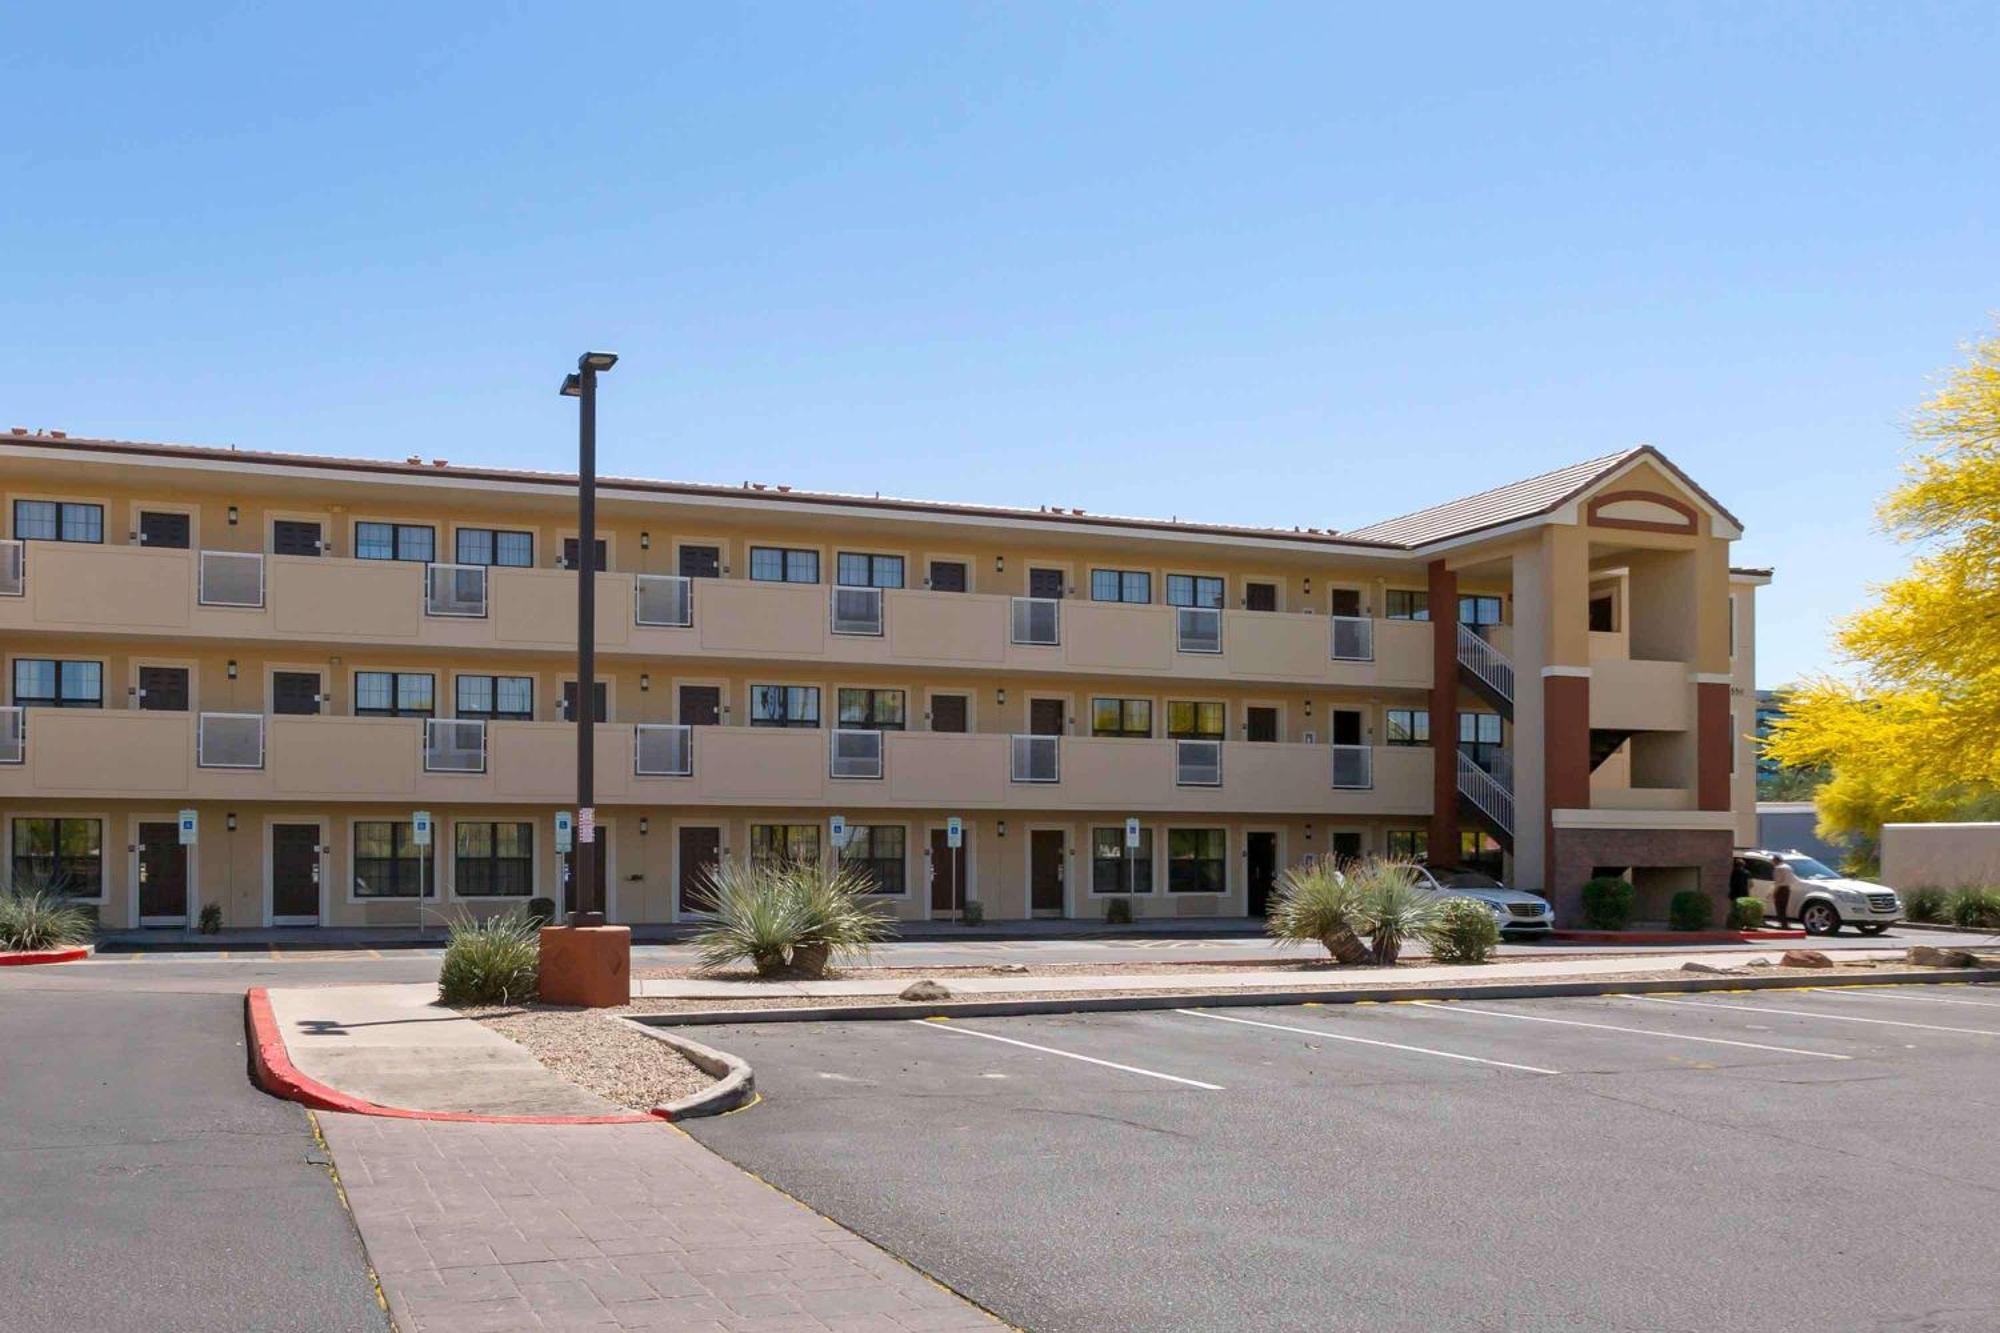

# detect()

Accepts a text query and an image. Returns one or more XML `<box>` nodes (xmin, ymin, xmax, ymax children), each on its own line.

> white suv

<box><xmin>1733</xmin><ymin>850</ymin><xmax>1901</xmax><ymax>936</ymax></box>
<box><xmin>1412</xmin><ymin>867</ymin><xmax>1555</xmax><ymax>936</ymax></box>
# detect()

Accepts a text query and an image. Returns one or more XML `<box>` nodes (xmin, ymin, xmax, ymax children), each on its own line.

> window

<box><xmin>454</xmin><ymin>821</ymin><xmax>533</xmax><ymax>897</ymax></box>
<box><xmin>1387</xmin><ymin>829</ymin><xmax>1429</xmax><ymax>862</ymax></box>
<box><xmin>837</xmin><ymin>688</ymin><xmax>906</xmax><ymax>731</ymax></box>
<box><xmin>1165</xmin><ymin>575</ymin><xmax>1224</xmax><ymax>609</ymax></box>
<box><xmin>750</xmin><ymin>546</ymin><xmax>820</xmax><ymax>583</ymax></box>
<box><xmin>928</xmin><ymin>560</ymin><xmax>967</xmax><ymax>593</ymax></box>
<box><xmin>1245</xmin><ymin>582</ymin><xmax>1278</xmax><ymax>612</ymax></box>
<box><xmin>1459</xmin><ymin>711</ymin><xmax>1502</xmax><ymax>747</ymax></box>
<box><xmin>1091</xmin><ymin>697</ymin><xmax>1153</xmax><ymax>739</ymax></box>
<box><xmin>678</xmin><ymin>544</ymin><xmax>721</xmax><ymax>578</ymax></box>
<box><xmin>1092</xmin><ymin>826</ymin><xmax>1153</xmax><ymax>894</ymax></box>
<box><xmin>1589</xmin><ymin>594</ymin><xmax>1617</xmax><ymax>633</ymax></box>
<box><xmin>455</xmin><ymin>675</ymin><xmax>534</xmax><ymax>721</ymax></box>
<box><xmin>750</xmin><ymin>823</ymin><xmax>819</xmax><ymax>867</ymax></box>
<box><xmin>1167</xmin><ymin>828</ymin><xmax>1226</xmax><ymax>893</ymax></box>
<box><xmin>1166</xmin><ymin>700</ymin><xmax>1224</xmax><ymax>740</ymax></box>
<box><xmin>456</xmin><ymin>528</ymin><xmax>534</xmax><ymax>567</ymax></box>
<box><xmin>1090</xmin><ymin>569</ymin><xmax>1152</xmax><ymax>604</ymax></box>
<box><xmin>842</xmin><ymin>825</ymin><xmax>905</xmax><ymax>894</ymax></box>
<box><xmin>1458</xmin><ymin>595</ymin><xmax>1503</xmax><ymax>627</ymax></box>
<box><xmin>13</xmin><ymin>659</ymin><xmax>102</xmax><ymax>708</ymax></box>
<box><xmin>1386</xmin><ymin>708</ymin><xmax>1430</xmax><ymax>746</ymax></box>
<box><xmin>1329</xmin><ymin>588</ymin><xmax>1363</xmax><ymax>617</ymax></box>
<box><xmin>354</xmin><ymin>522</ymin><xmax>435</xmax><ymax>562</ymax></box>
<box><xmin>1386</xmin><ymin>590</ymin><xmax>1429</xmax><ymax>621</ymax></box>
<box><xmin>836</xmin><ymin>552</ymin><xmax>904</xmax><ymax>589</ymax></box>
<box><xmin>355</xmin><ymin>671</ymin><xmax>435</xmax><ymax>718</ymax></box>
<box><xmin>11</xmin><ymin>817</ymin><xmax>103</xmax><ymax>896</ymax></box>
<box><xmin>929</xmin><ymin>694</ymin><xmax>968</xmax><ymax>733</ymax></box>
<box><xmin>1245</xmin><ymin>706</ymin><xmax>1279</xmax><ymax>743</ymax></box>
<box><xmin>749</xmin><ymin>685</ymin><xmax>820</xmax><ymax>728</ymax></box>
<box><xmin>1729</xmin><ymin>593</ymin><xmax>1738</xmax><ymax>658</ymax></box>
<box><xmin>13</xmin><ymin>499</ymin><xmax>103</xmax><ymax>543</ymax></box>
<box><xmin>353</xmin><ymin>822</ymin><xmax>431</xmax><ymax>898</ymax></box>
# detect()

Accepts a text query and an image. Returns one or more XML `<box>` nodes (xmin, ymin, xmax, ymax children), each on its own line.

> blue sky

<box><xmin>4</xmin><ymin>3</ymin><xmax>1995</xmax><ymax>687</ymax></box>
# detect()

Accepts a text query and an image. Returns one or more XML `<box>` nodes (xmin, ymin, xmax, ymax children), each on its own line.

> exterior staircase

<box><xmin>1456</xmin><ymin>624</ymin><xmax>1514</xmax><ymax>719</ymax></box>
<box><xmin>1456</xmin><ymin>748</ymin><xmax>1515</xmax><ymax>852</ymax></box>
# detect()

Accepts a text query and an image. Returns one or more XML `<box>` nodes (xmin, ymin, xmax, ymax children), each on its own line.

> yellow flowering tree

<box><xmin>1766</xmin><ymin>328</ymin><xmax>2000</xmax><ymax>843</ymax></box>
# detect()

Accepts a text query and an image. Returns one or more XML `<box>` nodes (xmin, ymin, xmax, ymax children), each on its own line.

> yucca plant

<box><xmin>1351</xmin><ymin>859</ymin><xmax>1442</xmax><ymax>965</ymax></box>
<box><xmin>1266</xmin><ymin>857</ymin><xmax>1369</xmax><ymax>964</ymax></box>
<box><xmin>691</xmin><ymin>856</ymin><xmax>895</xmax><ymax>977</ymax></box>
<box><xmin>0</xmin><ymin>870</ymin><xmax>95</xmax><ymax>951</ymax></box>
<box><xmin>786</xmin><ymin>857</ymin><xmax>896</xmax><ymax>977</ymax></box>
<box><xmin>436</xmin><ymin>909</ymin><xmax>540</xmax><ymax>1005</ymax></box>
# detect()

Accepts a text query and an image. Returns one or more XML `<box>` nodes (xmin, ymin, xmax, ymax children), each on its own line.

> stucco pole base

<box><xmin>539</xmin><ymin>925</ymin><xmax>632</xmax><ymax>1008</ymax></box>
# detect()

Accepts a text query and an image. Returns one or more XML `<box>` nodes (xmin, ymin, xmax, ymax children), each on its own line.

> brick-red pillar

<box><xmin>1426</xmin><ymin>560</ymin><xmax>1458</xmax><ymax>864</ymax></box>
<box><xmin>1695</xmin><ymin>681</ymin><xmax>1733</xmax><ymax>811</ymax></box>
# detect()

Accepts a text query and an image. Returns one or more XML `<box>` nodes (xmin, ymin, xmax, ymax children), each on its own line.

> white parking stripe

<box><xmin>909</xmin><ymin>1020</ymin><xmax>1224</xmax><ymax>1090</ymax></box>
<box><xmin>1636</xmin><ymin>994</ymin><xmax>2000</xmax><ymax>1037</ymax></box>
<box><xmin>1404</xmin><ymin>1000</ymin><xmax>1850</xmax><ymax>1060</ymax></box>
<box><xmin>1175</xmin><ymin>1008</ymin><xmax>1559</xmax><ymax>1074</ymax></box>
<box><xmin>1806</xmin><ymin>987</ymin><xmax>2000</xmax><ymax>1011</ymax></box>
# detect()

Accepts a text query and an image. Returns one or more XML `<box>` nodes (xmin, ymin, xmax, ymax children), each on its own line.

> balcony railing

<box><xmin>425</xmin><ymin>718</ymin><xmax>487</xmax><ymax>774</ymax></box>
<box><xmin>1457</xmin><ymin>623</ymin><xmax>1515</xmax><ymax>703</ymax></box>
<box><xmin>830</xmin><ymin>727</ymin><xmax>885</xmax><ymax>779</ymax></box>
<box><xmin>0</xmin><ymin>539</ymin><xmax>21</xmax><ymax>597</ymax></box>
<box><xmin>1330</xmin><ymin>614</ymin><xmax>1374</xmax><ymax>662</ymax></box>
<box><xmin>196</xmin><ymin>712</ymin><xmax>265</xmax><ymax>769</ymax></box>
<box><xmin>1174</xmin><ymin>738</ymin><xmax>1223</xmax><ymax>786</ymax></box>
<box><xmin>1011</xmin><ymin>597</ymin><xmax>1060</xmax><ymax>646</ymax></box>
<box><xmin>0</xmin><ymin>706</ymin><xmax>22</xmax><ymax>764</ymax></box>
<box><xmin>634</xmin><ymin>723</ymin><xmax>693</xmax><ymax>777</ymax></box>
<box><xmin>424</xmin><ymin>563</ymin><xmax>488</xmax><ymax>618</ymax></box>
<box><xmin>1011</xmin><ymin>733</ymin><xmax>1060</xmax><ymax>783</ymax></box>
<box><xmin>1175</xmin><ymin>606</ymin><xmax>1222</xmax><ymax>654</ymax></box>
<box><xmin>1331</xmin><ymin>743</ymin><xmax>1373</xmax><ymax>790</ymax></box>
<box><xmin>198</xmin><ymin>550</ymin><xmax>265</xmax><ymax>608</ymax></box>
<box><xmin>830</xmin><ymin>586</ymin><xmax>884</xmax><ymax>637</ymax></box>
<box><xmin>1456</xmin><ymin>748</ymin><xmax>1514</xmax><ymax>834</ymax></box>
<box><xmin>635</xmin><ymin>574</ymin><xmax>693</xmax><ymax>628</ymax></box>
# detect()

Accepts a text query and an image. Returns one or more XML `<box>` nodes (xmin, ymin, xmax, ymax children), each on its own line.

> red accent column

<box><xmin>1426</xmin><ymin>560</ymin><xmax>1459</xmax><ymax>863</ymax></box>
<box><xmin>1696</xmin><ymin>681</ymin><xmax>1733</xmax><ymax>811</ymax></box>
<box><xmin>1542</xmin><ymin>673</ymin><xmax>1591</xmax><ymax>896</ymax></box>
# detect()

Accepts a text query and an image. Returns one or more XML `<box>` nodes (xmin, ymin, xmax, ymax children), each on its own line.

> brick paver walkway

<box><xmin>319</xmin><ymin>1114</ymin><xmax>1001</xmax><ymax>1332</ymax></box>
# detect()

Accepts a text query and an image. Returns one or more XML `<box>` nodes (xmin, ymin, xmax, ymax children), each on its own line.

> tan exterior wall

<box><xmin>1879</xmin><ymin>822</ymin><xmax>2000</xmax><ymax>892</ymax></box>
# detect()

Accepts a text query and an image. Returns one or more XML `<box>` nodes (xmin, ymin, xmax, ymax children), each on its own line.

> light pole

<box><xmin>559</xmin><ymin>351</ymin><xmax>617</xmax><ymax>923</ymax></box>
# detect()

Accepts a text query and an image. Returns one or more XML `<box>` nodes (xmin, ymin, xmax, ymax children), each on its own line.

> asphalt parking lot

<box><xmin>686</xmin><ymin>982</ymin><xmax>2000</xmax><ymax>1333</ymax></box>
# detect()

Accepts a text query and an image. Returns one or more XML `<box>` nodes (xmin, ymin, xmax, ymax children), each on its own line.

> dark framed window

<box><xmin>678</xmin><ymin>544</ymin><xmax>721</xmax><ymax>578</ymax></box>
<box><xmin>1092</xmin><ymin>826</ymin><xmax>1153</xmax><ymax>894</ymax></box>
<box><xmin>749</xmin><ymin>823</ymin><xmax>819</xmax><ymax>868</ymax></box>
<box><xmin>1387</xmin><ymin>829</ymin><xmax>1429</xmax><ymax>862</ymax></box>
<box><xmin>1330</xmin><ymin>588</ymin><xmax>1364</xmax><ymax>617</ymax></box>
<box><xmin>1165</xmin><ymin>575</ymin><xmax>1224</xmax><ymax>609</ymax></box>
<box><xmin>1244</xmin><ymin>582</ymin><xmax>1278</xmax><ymax>612</ymax></box>
<box><xmin>1385</xmin><ymin>590</ymin><xmax>1429</xmax><ymax>621</ymax></box>
<box><xmin>1166</xmin><ymin>700</ymin><xmax>1224</xmax><ymax>740</ymax></box>
<box><xmin>1167</xmin><ymin>828</ymin><xmax>1226</xmax><ymax>894</ymax></box>
<box><xmin>1386</xmin><ymin>708</ymin><xmax>1430</xmax><ymax>746</ymax></box>
<box><xmin>750</xmin><ymin>546</ymin><xmax>820</xmax><ymax>584</ymax></box>
<box><xmin>355</xmin><ymin>522</ymin><xmax>435</xmax><ymax>562</ymax></box>
<box><xmin>13</xmin><ymin>658</ymin><xmax>102</xmax><ymax>709</ymax></box>
<box><xmin>842</xmin><ymin>825</ymin><xmax>905</xmax><ymax>894</ymax></box>
<box><xmin>560</xmin><ymin>537</ymin><xmax>608</xmax><ymax>571</ymax></box>
<box><xmin>929</xmin><ymin>694</ymin><xmax>968</xmax><ymax>733</ymax></box>
<box><xmin>455</xmin><ymin>674</ymin><xmax>534</xmax><ymax>721</ymax></box>
<box><xmin>1458</xmin><ymin>595</ymin><xmax>1503</xmax><ymax>627</ymax></box>
<box><xmin>1091</xmin><ymin>697</ymin><xmax>1152</xmax><ymax>739</ymax></box>
<box><xmin>13</xmin><ymin>499</ymin><xmax>103</xmax><ymax>543</ymax></box>
<box><xmin>1460</xmin><ymin>711</ymin><xmax>1502</xmax><ymax>747</ymax></box>
<box><xmin>455</xmin><ymin>528</ymin><xmax>534</xmax><ymax>568</ymax></box>
<box><xmin>1589</xmin><ymin>595</ymin><xmax>1617</xmax><ymax>633</ymax></box>
<box><xmin>11</xmin><ymin>817</ymin><xmax>104</xmax><ymax>897</ymax></box>
<box><xmin>355</xmin><ymin>671</ymin><xmax>435</xmax><ymax>718</ymax></box>
<box><xmin>559</xmin><ymin>680</ymin><xmax>608</xmax><ymax>723</ymax></box>
<box><xmin>928</xmin><ymin>560</ymin><xmax>968</xmax><ymax>593</ymax></box>
<box><xmin>749</xmin><ymin>685</ymin><xmax>820</xmax><ymax>728</ymax></box>
<box><xmin>836</xmin><ymin>688</ymin><xmax>905</xmax><ymax>731</ymax></box>
<box><xmin>353</xmin><ymin>822</ymin><xmax>431</xmax><ymax>898</ymax></box>
<box><xmin>454</xmin><ymin>821</ymin><xmax>533</xmax><ymax>897</ymax></box>
<box><xmin>1090</xmin><ymin>569</ymin><xmax>1152</xmax><ymax>604</ymax></box>
<box><xmin>836</xmin><ymin>552</ymin><xmax>904</xmax><ymax>589</ymax></box>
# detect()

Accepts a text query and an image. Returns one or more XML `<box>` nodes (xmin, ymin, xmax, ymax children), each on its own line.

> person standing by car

<box><xmin>1771</xmin><ymin>860</ymin><xmax>1795</xmax><ymax>925</ymax></box>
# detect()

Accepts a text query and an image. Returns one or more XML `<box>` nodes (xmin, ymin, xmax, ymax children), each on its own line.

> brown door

<box><xmin>272</xmin><ymin>671</ymin><xmax>321</xmax><ymax>716</ymax></box>
<box><xmin>271</xmin><ymin>823</ymin><xmax>321</xmax><ymax>921</ymax></box>
<box><xmin>678</xmin><ymin>826</ymin><xmax>722</xmax><ymax>914</ymax></box>
<box><xmin>1331</xmin><ymin>709</ymin><xmax>1363</xmax><ymax>746</ymax></box>
<box><xmin>1331</xmin><ymin>831</ymin><xmax>1363</xmax><ymax>864</ymax></box>
<box><xmin>1028</xmin><ymin>698</ymin><xmax>1065</xmax><ymax>736</ymax></box>
<box><xmin>137</xmin><ymin>666</ymin><xmax>189</xmax><ymax>712</ymax></box>
<box><xmin>561</xmin><ymin>536</ymin><xmax>608</xmax><ymax>571</ymax></box>
<box><xmin>138</xmin><ymin>821</ymin><xmax>188</xmax><ymax>922</ymax></box>
<box><xmin>1329</xmin><ymin>588</ymin><xmax>1362</xmax><ymax>617</ymax></box>
<box><xmin>1028</xmin><ymin>567</ymin><xmax>1065</xmax><ymax>600</ymax></box>
<box><xmin>1245</xmin><ymin>582</ymin><xmax>1277</xmax><ymax>612</ymax></box>
<box><xmin>678</xmin><ymin>545</ymin><xmax>721</xmax><ymax>578</ymax></box>
<box><xmin>929</xmin><ymin>829</ymin><xmax>966</xmax><ymax>914</ymax></box>
<box><xmin>138</xmin><ymin>511</ymin><xmax>190</xmax><ymax>549</ymax></box>
<box><xmin>273</xmin><ymin>520</ymin><xmax>322</xmax><ymax>557</ymax></box>
<box><xmin>563</xmin><ymin>844</ymin><xmax>609</xmax><ymax>916</ymax></box>
<box><xmin>678</xmin><ymin>686</ymin><xmax>721</xmax><ymax>726</ymax></box>
<box><xmin>1246</xmin><ymin>832</ymin><xmax>1278</xmax><ymax>916</ymax></box>
<box><xmin>929</xmin><ymin>694</ymin><xmax>968</xmax><ymax>733</ymax></box>
<box><xmin>561</xmin><ymin>680</ymin><xmax>609</xmax><ymax>723</ymax></box>
<box><xmin>1030</xmin><ymin>830</ymin><xmax>1065</xmax><ymax>913</ymax></box>
<box><xmin>928</xmin><ymin>560</ymin><xmax>967</xmax><ymax>593</ymax></box>
<box><xmin>1246</xmin><ymin>706</ymin><xmax>1278</xmax><ymax>743</ymax></box>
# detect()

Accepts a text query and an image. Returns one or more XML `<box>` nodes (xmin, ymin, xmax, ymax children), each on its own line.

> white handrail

<box><xmin>197</xmin><ymin>712</ymin><xmax>266</xmax><ymax>769</ymax></box>
<box><xmin>635</xmin><ymin>574</ymin><xmax>693</xmax><ymax>627</ymax></box>
<box><xmin>1329</xmin><ymin>615</ymin><xmax>1373</xmax><ymax>662</ymax></box>
<box><xmin>1330</xmin><ymin>743</ymin><xmax>1372</xmax><ymax>790</ymax></box>
<box><xmin>0</xmin><ymin>705</ymin><xmax>23</xmax><ymax>764</ymax></box>
<box><xmin>1456</xmin><ymin>623</ymin><xmax>1514</xmax><ymax>703</ymax></box>
<box><xmin>1456</xmin><ymin>749</ymin><xmax>1515</xmax><ymax>834</ymax></box>
<box><xmin>634</xmin><ymin>723</ymin><xmax>693</xmax><ymax>777</ymax></box>
<box><xmin>0</xmin><ymin>538</ymin><xmax>22</xmax><ymax>597</ymax></box>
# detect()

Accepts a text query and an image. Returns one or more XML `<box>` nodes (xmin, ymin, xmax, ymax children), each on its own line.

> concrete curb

<box><xmin>1549</xmin><ymin>929</ymin><xmax>1806</xmax><ymax>944</ymax></box>
<box><xmin>0</xmin><ymin>945</ymin><xmax>91</xmax><ymax>966</ymax></box>
<box><xmin>243</xmin><ymin>987</ymin><xmax>663</xmax><ymax>1126</ymax></box>
<box><xmin>622</xmin><ymin>1019</ymin><xmax>756</xmax><ymax>1119</ymax></box>
<box><xmin>627</xmin><ymin>966</ymin><xmax>2000</xmax><ymax>1027</ymax></box>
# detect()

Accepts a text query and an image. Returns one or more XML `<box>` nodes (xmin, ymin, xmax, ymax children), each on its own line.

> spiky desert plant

<box><xmin>0</xmin><ymin>870</ymin><xmax>95</xmax><ymax>951</ymax></box>
<box><xmin>1266</xmin><ymin>857</ymin><xmax>1369</xmax><ymax>964</ymax></box>
<box><xmin>1352</xmin><ymin>859</ymin><xmax>1442</xmax><ymax>966</ymax></box>
<box><xmin>784</xmin><ymin>856</ymin><xmax>897</xmax><ymax>976</ymax></box>
<box><xmin>690</xmin><ymin>857</ymin><xmax>806</xmax><ymax>976</ymax></box>
<box><xmin>436</xmin><ymin>909</ymin><xmax>540</xmax><ymax>1005</ymax></box>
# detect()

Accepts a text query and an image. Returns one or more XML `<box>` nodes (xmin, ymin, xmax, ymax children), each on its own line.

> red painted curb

<box><xmin>1550</xmin><ymin>928</ymin><xmax>1808</xmax><ymax>945</ymax></box>
<box><xmin>0</xmin><ymin>946</ymin><xmax>90</xmax><ymax>967</ymax></box>
<box><xmin>243</xmin><ymin>987</ymin><xmax>663</xmax><ymax>1126</ymax></box>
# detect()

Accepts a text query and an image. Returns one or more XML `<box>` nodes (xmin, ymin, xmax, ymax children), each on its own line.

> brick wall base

<box><xmin>1548</xmin><ymin>826</ymin><xmax>1735</xmax><ymax>925</ymax></box>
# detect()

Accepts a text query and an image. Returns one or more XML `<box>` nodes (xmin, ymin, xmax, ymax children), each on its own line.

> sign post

<box><xmin>946</xmin><ymin>816</ymin><xmax>963</xmax><ymax>916</ymax></box>
<box><xmin>412</xmin><ymin>810</ymin><xmax>433</xmax><ymax>925</ymax></box>
<box><xmin>177</xmin><ymin>809</ymin><xmax>198</xmax><ymax>846</ymax></box>
<box><xmin>1125</xmin><ymin>817</ymin><xmax>1140</xmax><ymax>898</ymax></box>
<box><xmin>830</xmin><ymin>815</ymin><xmax>848</xmax><ymax>849</ymax></box>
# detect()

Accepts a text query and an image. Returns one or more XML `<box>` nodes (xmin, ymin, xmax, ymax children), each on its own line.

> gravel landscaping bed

<box><xmin>463</xmin><ymin>1006</ymin><xmax>716</xmax><ymax>1111</ymax></box>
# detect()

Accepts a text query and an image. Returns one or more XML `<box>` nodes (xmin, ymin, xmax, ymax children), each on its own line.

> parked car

<box><xmin>1412</xmin><ymin>866</ymin><xmax>1555</xmax><ymax>936</ymax></box>
<box><xmin>1732</xmin><ymin>849</ymin><xmax>1901</xmax><ymax>936</ymax></box>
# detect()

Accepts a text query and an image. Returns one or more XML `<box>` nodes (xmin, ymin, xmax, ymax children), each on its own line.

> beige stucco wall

<box><xmin>1880</xmin><ymin>823</ymin><xmax>2000</xmax><ymax>891</ymax></box>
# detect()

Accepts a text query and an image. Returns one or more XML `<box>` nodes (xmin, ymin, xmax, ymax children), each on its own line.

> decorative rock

<box><xmin>1908</xmin><ymin>945</ymin><xmax>1979</xmax><ymax>969</ymax></box>
<box><xmin>1744</xmin><ymin>958</ymin><xmax>1774</xmax><ymax>968</ymax></box>
<box><xmin>900</xmin><ymin>979</ymin><xmax>952</xmax><ymax>1001</ymax></box>
<box><xmin>1778</xmin><ymin>950</ymin><xmax>1834</xmax><ymax>969</ymax></box>
<box><xmin>1679</xmin><ymin>961</ymin><xmax>1739</xmax><ymax>975</ymax></box>
<box><xmin>991</xmin><ymin>963</ymin><xmax>1031</xmax><ymax>974</ymax></box>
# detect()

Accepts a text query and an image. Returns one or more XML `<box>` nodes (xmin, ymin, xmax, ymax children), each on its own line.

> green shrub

<box><xmin>1947</xmin><ymin>886</ymin><xmax>2000</xmax><ymax>930</ymax></box>
<box><xmin>437</xmin><ymin>910</ymin><xmax>540</xmax><ymax>1005</ymax></box>
<box><xmin>690</xmin><ymin>857</ymin><xmax>894</xmax><ymax>977</ymax></box>
<box><xmin>1103</xmin><ymin>896</ymin><xmax>1133</xmax><ymax>925</ymax></box>
<box><xmin>1727</xmin><ymin>896</ymin><xmax>1766</xmax><ymax>930</ymax></box>
<box><xmin>1353</xmin><ymin>860</ymin><xmax>1442</xmax><ymax>966</ymax></box>
<box><xmin>0</xmin><ymin>871</ymin><xmax>96</xmax><ymax>951</ymax></box>
<box><xmin>1580</xmin><ymin>877</ymin><xmax>1636</xmax><ymax>930</ymax></box>
<box><xmin>197</xmin><ymin>903</ymin><xmax>222</xmax><ymax>935</ymax></box>
<box><xmin>1669</xmin><ymin>890</ymin><xmax>1715</xmax><ymax>932</ymax></box>
<box><xmin>1267</xmin><ymin>858</ymin><xmax>1368</xmax><ymax>963</ymax></box>
<box><xmin>526</xmin><ymin>896</ymin><xmax>556</xmax><ymax>927</ymax></box>
<box><xmin>1904</xmin><ymin>886</ymin><xmax>1949</xmax><ymax>924</ymax></box>
<box><xmin>1426</xmin><ymin>896</ymin><xmax>1500</xmax><ymax>964</ymax></box>
<box><xmin>960</xmin><ymin>900</ymin><xmax>984</xmax><ymax>926</ymax></box>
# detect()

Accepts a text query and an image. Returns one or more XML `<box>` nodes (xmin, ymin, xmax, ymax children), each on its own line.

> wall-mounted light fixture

<box><xmin>227</xmin><ymin>505</ymin><xmax>240</xmax><ymax>526</ymax></box>
<box><xmin>226</xmin><ymin>812</ymin><xmax>238</xmax><ymax>832</ymax></box>
<box><xmin>226</xmin><ymin>660</ymin><xmax>239</xmax><ymax>680</ymax></box>
<box><xmin>639</xmin><ymin>673</ymin><xmax>650</xmax><ymax>691</ymax></box>
<box><xmin>994</xmin><ymin>555</ymin><xmax>1005</xmax><ymax>572</ymax></box>
<box><xmin>1303</xmin><ymin>699</ymin><xmax>1312</xmax><ymax>717</ymax></box>
<box><xmin>639</xmin><ymin>531</ymin><xmax>651</xmax><ymax>550</ymax></box>
<box><xmin>1303</xmin><ymin>824</ymin><xmax>1313</xmax><ymax>842</ymax></box>
<box><xmin>996</xmin><ymin>688</ymin><xmax>1007</xmax><ymax>705</ymax></box>
<box><xmin>639</xmin><ymin>817</ymin><xmax>649</xmax><ymax>836</ymax></box>
<box><xmin>996</xmin><ymin>820</ymin><xmax>1007</xmax><ymax>838</ymax></box>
